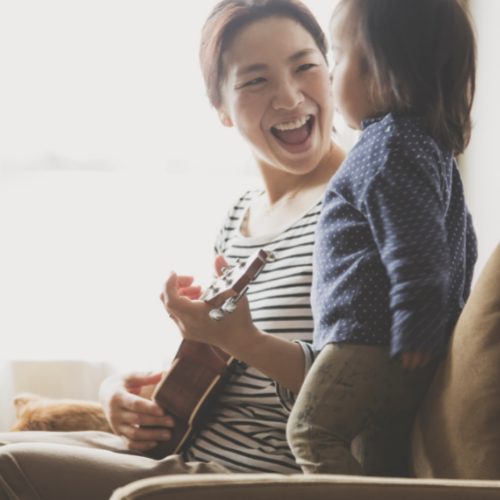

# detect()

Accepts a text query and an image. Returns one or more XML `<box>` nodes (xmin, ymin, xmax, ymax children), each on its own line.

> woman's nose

<box><xmin>272</xmin><ymin>79</ymin><xmax>304</xmax><ymax>111</ymax></box>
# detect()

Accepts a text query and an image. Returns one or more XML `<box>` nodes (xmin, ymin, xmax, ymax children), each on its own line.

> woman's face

<box><xmin>219</xmin><ymin>17</ymin><xmax>334</xmax><ymax>176</ymax></box>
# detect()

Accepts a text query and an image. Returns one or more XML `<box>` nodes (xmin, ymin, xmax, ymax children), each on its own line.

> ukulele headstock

<box><xmin>200</xmin><ymin>249</ymin><xmax>275</xmax><ymax>321</ymax></box>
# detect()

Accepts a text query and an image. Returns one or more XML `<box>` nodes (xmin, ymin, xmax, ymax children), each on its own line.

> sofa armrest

<box><xmin>110</xmin><ymin>473</ymin><xmax>500</xmax><ymax>500</ymax></box>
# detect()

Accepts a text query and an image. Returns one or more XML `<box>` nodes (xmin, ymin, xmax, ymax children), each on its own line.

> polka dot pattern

<box><xmin>312</xmin><ymin>113</ymin><xmax>477</xmax><ymax>357</ymax></box>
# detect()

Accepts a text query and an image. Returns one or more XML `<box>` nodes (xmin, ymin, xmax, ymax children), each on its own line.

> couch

<box><xmin>110</xmin><ymin>242</ymin><xmax>500</xmax><ymax>500</ymax></box>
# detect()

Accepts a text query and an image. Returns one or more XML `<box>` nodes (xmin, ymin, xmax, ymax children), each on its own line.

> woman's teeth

<box><xmin>273</xmin><ymin>115</ymin><xmax>311</xmax><ymax>131</ymax></box>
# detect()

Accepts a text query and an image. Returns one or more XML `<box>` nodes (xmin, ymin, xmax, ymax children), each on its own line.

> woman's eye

<box><xmin>297</xmin><ymin>63</ymin><xmax>316</xmax><ymax>72</ymax></box>
<box><xmin>241</xmin><ymin>77</ymin><xmax>266</xmax><ymax>88</ymax></box>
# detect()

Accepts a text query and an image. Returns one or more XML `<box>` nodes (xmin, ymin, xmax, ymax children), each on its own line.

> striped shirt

<box><xmin>183</xmin><ymin>189</ymin><xmax>319</xmax><ymax>473</ymax></box>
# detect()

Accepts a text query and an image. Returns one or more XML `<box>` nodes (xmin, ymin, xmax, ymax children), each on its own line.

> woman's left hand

<box><xmin>159</xmin><ymin>255</ymin><xmax>260</xmax><ymax>358</ymax></box>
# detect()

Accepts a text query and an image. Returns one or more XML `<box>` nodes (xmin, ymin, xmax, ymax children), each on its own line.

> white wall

<box><xmin>462</xmin><ymin>0</ymin><xmax>500</xmax><ymax>277</ymax></box>
<box><xmin>0</xmin><ymin>172</ymin><xmax>260</xmax><ymax>368</ymax></box>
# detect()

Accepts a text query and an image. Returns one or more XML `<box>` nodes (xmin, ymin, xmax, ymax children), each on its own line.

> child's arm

<box><xmin>363</xmin><ymin>145</ymin><xmax>452</xmax><ymax>361</ymax></box>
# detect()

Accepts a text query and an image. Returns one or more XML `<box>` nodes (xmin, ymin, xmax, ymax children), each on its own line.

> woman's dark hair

<box><xmin>334</xmin><ymin>0</ymin><xmax>476</xmax><ymax>154</ymax></box>
<box><xmin>200</xmin><ymin>0</ymin><xmax>328</xmax><ymax>109</ymax></box>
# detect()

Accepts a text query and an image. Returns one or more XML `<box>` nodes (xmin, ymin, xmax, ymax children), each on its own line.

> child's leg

<box><xmin>352</xmin><ymin>357</ymin><xmax>439</xmax><ymax>477</ymax></box>
<box><xmin>351</xmin><ymin>409</ymin><xmax>415</xmax><ymax>477</ymax></box>
<box><xmin>287</xmin><ymin>343</ymin><xmax>435</xmax><ymax>475</ymax></box>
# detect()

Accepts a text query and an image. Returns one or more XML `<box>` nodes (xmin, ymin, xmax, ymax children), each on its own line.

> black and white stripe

<box><xmin>183</xmin><ymin>190</ymin><xmax>319</xmax><ymax>473</ymax></box>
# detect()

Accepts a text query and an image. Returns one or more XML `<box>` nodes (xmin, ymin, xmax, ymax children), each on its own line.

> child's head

<box><xmin>330</xmin><ymin>0</ymin><xmax>476</xmax><ymax>154</ymax></box>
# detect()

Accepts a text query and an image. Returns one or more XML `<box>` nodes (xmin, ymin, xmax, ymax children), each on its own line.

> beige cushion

<box><xmin>110</xmin><ymin>474</ymin><xmax>500</xmax><ymax>500</ymax></box>
<box><xmin>410</xmin><ymin>242</ymin><xmax>500</xmax><ymax>479</ymax></box>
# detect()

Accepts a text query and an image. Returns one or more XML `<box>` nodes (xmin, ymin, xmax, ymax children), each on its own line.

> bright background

<box><xmin>0</xmin><ymin>0</ymin><xmax>346</xmax><ymax>370</ymax></box>
<box><xmin>0</xmin><ymin>0</ymin><xmax>499</xmax><ymax>429</ymax></box>
<box><xmin>0</xmin><ymin>0</ymin><xmax>343</xmax><ymax>175</ymax></box>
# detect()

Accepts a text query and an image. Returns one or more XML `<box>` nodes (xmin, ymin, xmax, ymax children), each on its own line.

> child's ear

<box><xmin>218</xmin><ymin>108</ymin><xmax>234</xmax><ymax>128</ymax></box>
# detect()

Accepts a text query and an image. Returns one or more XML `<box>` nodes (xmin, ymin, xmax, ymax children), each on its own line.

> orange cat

<box><xmin>11</xmin><ymin>393</ymin><xmax>113</xmax><ymax>433</ymax></box>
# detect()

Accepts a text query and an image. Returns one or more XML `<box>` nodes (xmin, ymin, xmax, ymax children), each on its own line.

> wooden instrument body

<box><xmin>147</xmin><ymin>340</ymin><xmax>234</xmax><ymax>459</ymax></box>
<box><xmin>146</xmin><ymin>249</ymin><xmax>271</xmax><ymax>460</ymax></box>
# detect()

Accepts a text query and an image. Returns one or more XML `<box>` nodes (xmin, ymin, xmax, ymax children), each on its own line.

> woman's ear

<box><xmin>217</xmin><ymin>108</ymin><xmax>234</xmax><ymax>128</ymax></box>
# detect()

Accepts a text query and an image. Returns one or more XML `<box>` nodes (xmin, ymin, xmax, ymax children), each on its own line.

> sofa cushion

<box><xmin>110</xmin><ymin>474</ymin><xmax>500</xmax><ymax>500</ymax></box>
<box><xmin>410</xmin><ymin>242</ymin><xmax>500</xmax><ymax>479</ymax></box>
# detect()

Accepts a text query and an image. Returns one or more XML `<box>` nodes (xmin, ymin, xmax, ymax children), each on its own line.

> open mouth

<box><xmin>271</xmin><ymin>115</ymin><xmax>314</xmax><ymax>146</ymax></box>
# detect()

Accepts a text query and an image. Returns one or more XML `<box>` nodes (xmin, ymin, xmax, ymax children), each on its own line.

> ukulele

<box><xmin>147</xmin><ymin>248</ymin><xmax>275</xmax><ymax>459</ymax></box>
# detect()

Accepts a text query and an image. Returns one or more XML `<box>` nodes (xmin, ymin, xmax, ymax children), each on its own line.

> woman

<box><xmin>0</xmin><ymin>1</ymin><xmax>345</xmax><ymax>498</ymax></box>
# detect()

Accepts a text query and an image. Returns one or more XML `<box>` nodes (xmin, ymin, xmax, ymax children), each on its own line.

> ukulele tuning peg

<box><xmin>221</xmin><ymin>298</ymin><xmax>237</xmax><ymax>315</ymax></box>
<box><xmin>209</xmin><ymin>308</ymin><xmax>225</xmax><ymax>322</ymax></box>
<box><xmin>236</xmin><ymin>258</ymin><xmax>245</xmax><ymax>268</ymax></box>
<box><xmin>266</xmin><ymin>251</ymin><xmax>276</xmax><ymax>262</ymax></box>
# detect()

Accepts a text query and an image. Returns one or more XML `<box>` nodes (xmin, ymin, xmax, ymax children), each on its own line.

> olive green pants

<box><xmin>287</xmin><ymin>344</ymin><xmax>438</xmax><ymax>476</ymax></box>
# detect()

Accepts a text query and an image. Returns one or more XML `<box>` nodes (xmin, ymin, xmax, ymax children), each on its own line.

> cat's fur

<box><xmin>11</xmin><ymin>393</ymin><xmax>113</xmax><ymax>433</ymax></box>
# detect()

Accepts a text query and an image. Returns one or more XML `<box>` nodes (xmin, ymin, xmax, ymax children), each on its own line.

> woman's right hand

<box><xmin>99</xmin><ymin>371</ymin><xmax>174</xmax><ymax>451</ymax></box>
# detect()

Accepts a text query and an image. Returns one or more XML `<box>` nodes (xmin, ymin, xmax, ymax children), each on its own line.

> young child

<box><xmin>287</xmin><ymin>0</ymin><xmax>478</xmax><ymax>477</ymax></box>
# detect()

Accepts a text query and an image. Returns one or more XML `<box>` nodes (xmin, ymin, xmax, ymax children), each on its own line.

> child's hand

<box><xmin>400</xmin><ymin>351</ymin><xmax>435</xmax><ymax>371</ymax></box>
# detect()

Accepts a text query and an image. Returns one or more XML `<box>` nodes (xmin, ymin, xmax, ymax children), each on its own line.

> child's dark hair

<box><xmin>334</xmin><ymin>0</ymin><xmax>476</xmax><ymax>154</ymax></box>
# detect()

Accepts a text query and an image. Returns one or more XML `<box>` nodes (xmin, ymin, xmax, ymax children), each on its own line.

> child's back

<box><xmin>313</xmin><ymin>113</ymin><xmax>477</xmax><ymax>357</ymax></box>
<box><xmin>287</xmin><ymin>0</ymin><xmax>478</xmax><ymax>477</ymax></box>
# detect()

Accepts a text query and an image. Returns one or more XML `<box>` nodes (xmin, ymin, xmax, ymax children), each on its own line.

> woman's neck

<box><xmin>256</xmin><ymin>141</ymin><xmax>345</xmax><ymax>204</ymax></box>
<box><xmin>239</xmin><ymin>141</ymin><xmax>346</xmax><ymax>239</ymax></box>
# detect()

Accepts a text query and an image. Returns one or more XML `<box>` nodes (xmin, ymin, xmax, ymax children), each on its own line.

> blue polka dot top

<box><xmin>312</xmin><ymin>113</ymin><xmax>477</xmax><ymax>357</ymax></box>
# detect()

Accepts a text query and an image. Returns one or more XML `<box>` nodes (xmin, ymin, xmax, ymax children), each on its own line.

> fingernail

<box><xmin>161</xmin><ymin>432</ymin><xmax>171</xmax><ymax>439</ymax></box>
